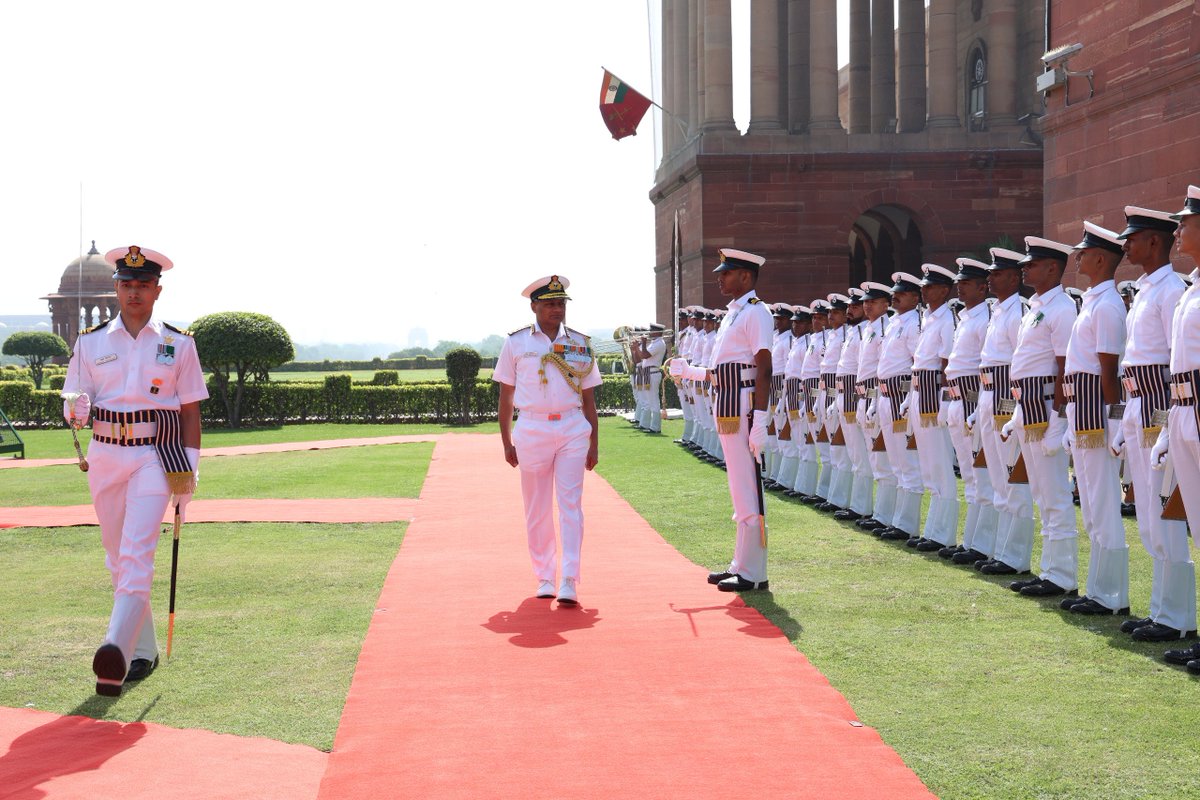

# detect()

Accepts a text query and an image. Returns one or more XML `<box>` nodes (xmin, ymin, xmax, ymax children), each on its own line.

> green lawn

<box><xmin>0</xmin><ymin>522</ymin><xmax>404</xmax><ymax>750</ymax></box>
<box><xmin>596</xmin><ymin>416</ymin><xmax>1200</xmax><ymax>800</ymax></box>
<box><xmin>0</xmin><ymin>442</ymin><xmax>434</xmax><ymax>508</ymax></box>
<box><xmin>263</xmin><ymin>368</ymin><xmax>491</xmax><ymax>383</ymax></box>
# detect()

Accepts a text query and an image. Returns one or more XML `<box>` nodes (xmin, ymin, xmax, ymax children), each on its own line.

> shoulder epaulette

<box><xmin>80</xmin><ymin>319</ymin><xmax>111</xmax><ymax>335</ymax></box>
<box><xmin>747</xmin><ymin>297</ymin><xmax>762</xmax><ymax>305</ymax></box>
<box><xmin>508</xmin><ymin>324</ymin><xmax>534</xmax><ymax>337</ymax></box>
<box><xmin>566</xmin><ymin>327</ymin><xmax>590</xmax><ymax>341</ymax></box>
<box><xmin>164</xmin><ymin>322</ymin><xmax>193</xmax><ymax>337</ymax></box>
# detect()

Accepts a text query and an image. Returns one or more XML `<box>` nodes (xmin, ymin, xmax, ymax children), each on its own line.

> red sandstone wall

<box><xmin>1043</xmin><ymin>0</ymin><xmax>1200</xmax><ymax>282</ymax></box>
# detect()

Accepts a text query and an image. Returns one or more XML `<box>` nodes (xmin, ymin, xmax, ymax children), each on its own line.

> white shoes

<box><xmin>536</xmin><ymin>579</ymin><xmax>556</xmax><ymax>599</ymax></box>
<box><xmin>558</xmin><ymin>577</ymin><xmax>578</xmax><ymax>606</ymax></box>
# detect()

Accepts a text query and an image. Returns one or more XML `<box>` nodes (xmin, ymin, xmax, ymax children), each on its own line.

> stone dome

<box><xmin>57</xmin><ymin>241</ymin><xmax>114</xmax><ymax>294</ymax></box>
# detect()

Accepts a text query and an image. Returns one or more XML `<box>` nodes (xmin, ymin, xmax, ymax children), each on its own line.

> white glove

<box><xmin>1150</xmin><ymin>429</ymin><xmax>1170</xmax><ymax>471</ymax></box>
<box><xmin>749</xmin><ymin>411</ymin><xmax>769</xmax><ymax>460</ymax></box>
<box><xmin>668</xmin><ymin>358</ymin><xmax>685</xmax><ymax>377</ymax></box>
<box><xmin>965</xmin><ymin>408</ymin><xmax>978</xmax><ymax>433</ymax></box>
<box><xmin>1041</xmin><ymin>415</ymin><xmax>1067</xmax><ymax>457</ymax></box>
<box><xmin>61</xmin><ymin>392</ymin><xmax>91</xmax><ymax>427</ymax></box>
<box><xmin>896</xmin><ymin>395</ymin><xmax>911</xmax><ymax>418</ymax></box>
<box><xmin>173</xmin><ymin>447</ymin><xmax>201</xmax><ymax>522</ymax></box>
<box><xmin>1108</xmin><ymin>419</ymin><xmax>1125</xmax><ymax>459</ymax></box>
<box><xmin>684</xmin><ymin>363</ymin><xmax>709</xmax><ymax>382</ymax></box>
<box><xmin>937</xmin><ymin>403</ymin><xmax>949</xmax><ymax>428</ymax></box>
<box><xmin>1062</xmin><ymin>428</ymin><xmax>1074</xmax><ymax>456</ymax></box>
<box><xmin>864</xmin><ymin>400</ymin><xmax>878</xmax><ymax>425</ymax></box>
<box><xmin>826</xmin><ymin>402</ymin><xmax>838</xmax><ymax>421</ymax></box>
<box><xmin>1000</xmin><ymin>419</ymin><xmax>1015</xmax><ymax>441</ymax></box>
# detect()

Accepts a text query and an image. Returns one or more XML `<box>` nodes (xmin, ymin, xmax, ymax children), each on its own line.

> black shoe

<box><xmin>974</xmin><ymin>558</ymin><xmax>995</xmax><ymax>572</ymax></box>
<box><xmin>762</xmin><ymin>480</ymin><xmax>780</xmax><ymax>490</ymax></box>
<box><xmin>815</xmin><ymin>502</ymin><xmax>841</xmax><ymax>513</ymax></box>
<box><xmin>1060</xmin><ymin>595</ymin><xmax>1090</xmax><ymax>610</ymax></box>
<box><xmin>93</xmin><ymin>643</ymin><xmax>125</xmax><ymax>697</ymax></box>
<box><xmin>716</xmin><ymin>575</ymin><xmax>769</xmax><ymax>593</ymax></box>
<box><xmin>834</xmin><ymin>510</ymin><xmax>863</xmax><ymax>522</ymax></box>
<box><xmin>1187</xmin><ymin>659</ymin><xmax>1200</xmax><ymax>675</ymax></box>
<box><xmin>879</xmin><ymin>528</ymin><xmax>911</xmax><ymax>541</ymax></box>
<box><xmin>1120</xmin><ymin>502</ymin><xmax>1136</xmax><ymax>517</ymax></box>
<box><xmin>856</xmin><ymin>517</ymin><xmax>884</xmax><ymax>530</ymax></box>
<box><xmin>799</xmin><ymin>495</ymin><xmax>824</xmax><ymax>505</ymax></box>
<box><xmin>1020</xmin><ymin>579</ymin><xmax>1076</xmax><ymax>598</ymax></box>
<box><xmin>1163</xmin><ymin>642</ymin><xmax>1200</xmax><ymax>665</ymax></box>
<box><xmin>716</xmin><ymin>461</ymin><xmax>726</xmax><ymax>470</ymax></box>
<box><xmin>938</xmin><ymin>545</ymin><xmax>964</xmax><ymax>560</ymax></box>
<box><xmin>673</xmin><ymin>438</ymin><xmax>686</xmax><ymax>445</ymax></box>
<box><xmin>1009</xmin><ymin>577</ymin><xmax>1043</xmax><ymax>592</ymax></box>
<box><xmin>1132</xmin><ymin>622</ymin><xmax>1198</xmax><ymax>642</ymax></box>
<box><xmin>1067</xmin><ymin>597</ymin><xmax>1130</xmax><ymax>616</ymax></box>
<box><xmin>125</xmin><ymin>656</ymin><xmax>159</xmax><ymax>683</ymax></box>
<box><xmin>785</xmin><ymin>490</ymin><xmax>804</xmax><ymax>497</ymax></box>
<box><xmin>916</xmin><ymin>539</ymin><xmax>945</xmax><ymax>553</ymax></box>
<box><xmin>1072</xmin><ymin>494</ymin><xmax>1081</xmax><ymax>506</ymax></box>
<box><xmin>980</xmin><ymin>560</ymin><xmax>1024</xmax><ymax>576</ymax></box>
<box><xmin>707</xmin><ymin>571</ymin><xmax>734</xmax><ymax>585</ymax></box>
<box><xmin>1120</xmin><ymin>616</ymin><xmax>1153</xmax><ymax>634</ymax></box>
<box><xmin>904</xmin><ymin>536</ymin><xmax>922</xmax><ymax>548</ymax></box>
<box><xmin>952</xmin><ymin>549</ymin><xmax>989</xmax><ymax>565</ymax></box>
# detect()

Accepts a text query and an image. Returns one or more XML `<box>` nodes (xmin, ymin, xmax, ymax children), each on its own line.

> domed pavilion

<box><xmin>41</xmin><ymin>241</ymin><xmax>118</xmax><ymax>348</ymax></box>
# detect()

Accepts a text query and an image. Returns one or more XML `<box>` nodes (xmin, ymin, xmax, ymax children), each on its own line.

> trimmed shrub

<box><xmin>445</xmin><ymin>347</ymin><xmax>482</xmax><ymax>424</ymax></box>
<box><xmin>372</xmin><ymin>370</ymin><xmax>400</xmax><ymax>385</ymax></box>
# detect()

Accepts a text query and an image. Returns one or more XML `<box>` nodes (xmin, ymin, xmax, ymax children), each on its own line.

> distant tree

<box><xmin>432</xmin><ymin>340</ymin><xmax>466</xmax><ymax>357</ymax></box>
<box><xmin>192</xmin><ymin>312</ymin><xmax>294</xmax><ymax>427</ymax></box>
<box><xmin>1</xmin><ymin>331</ymin><xmax>68</xmax><ymax>389</ymax></box>
<box><xmin>445</xmin><ymin>347</ymin><xmax>482</xmax><ymax>424</ymax></box>
<box><xmin>387</xmin><ymin>346</ymin><xmax>434</xmax><ymax>359</ymax></box>
<box><xmin>475</xmin><ymin>334</ymin><xmax>505</xmax><ymax>357</ymax></box>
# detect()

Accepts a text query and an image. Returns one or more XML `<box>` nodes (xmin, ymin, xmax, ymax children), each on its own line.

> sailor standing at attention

<box><xmin>833</xmin><ymin>288</ymin><xmax>873</xmax><ymax>522</ymax></box>
<box><xmin>764</xmin><ymin>304</ymin><xmax>795</xmax><ymax>487</ymax></box>
<box><xmin>494</xmin><ymin>275</ymin><xmax>601</xmax><ymax>606</ymax></box>
<box><xmin>854</xmin><ymin>282</ymin><xmax>897</xmax><ymax>532</ymax></box>
<box><xmin>670</xmin><ymin>249</ymin><xmax>774</xmax><ymax>592</ymax></box>
<box><xmin>779</xmin><ymin>305</ymin><xmax>813</xmax><ymax>495</ymax></box>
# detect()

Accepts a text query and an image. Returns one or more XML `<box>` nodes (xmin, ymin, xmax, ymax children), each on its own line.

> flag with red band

<box><xmin>599</xmin><ymin>69</ymin><xmax>652</xmax><ymax>140</ymax></box>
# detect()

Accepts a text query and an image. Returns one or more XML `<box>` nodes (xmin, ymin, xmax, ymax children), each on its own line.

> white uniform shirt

<box><xmin>644</xmin><ymin>337</ymin><xmax>667</xmax><ymax>367</ymax></box>
<box><xmin>877</xmin><ymin>309</ymin><xmax>920</xmax><ymax>380</ymax></box>
<box><xmin>800</xmin><ymin>330</ymin><xmax>826</xmax><ymax>380</ymax></box>
<box><xmin>710</xmin><ymin>291</ymin><xmax>774</xmax><ymax>365</ymax></box>
<box><xmin>912</xmin><ymin>303</ymin><xmax>955</xmax><ymax>371</ymax></box>
<box><xmin>676</xmin><ymin>328</ymin><xmax>693</xmax><ymax>361</ymax></box>
<box><xmin>857</xmin><ymin>316</ymin><xmax>887</xmax><ymax>380</ymax></box>
<box><xmin>1123</xmin><ymin>264</ymin><xmax>1186</xmax><ymax>367</ymax></box>
<box><xmin>837</xmin><ymin>321</ymin><xmax>865</xmax><ymax>376</ymax></box>
<box><xmin>1011</xmin><ymin>285</ymin><xmax>1076</xmax><ymax>379</ymax></box>
<box><xmin>945</xmin><ymin>302</ymin><xmax>990</xmax><ymax>380</ymax></box>
<box><xmin>64</xmin><ymin>316</ymin><xmax>208</xmax><ymax>412</ymax></box>
<box><xmin>771</xmin><ymin>329</ymin><xmax>794</xmax><ymax>374</ymax></box>
<box><xmin>980</xmin><ymin>293</ymin><xmax>1024</xmax><ymax>368</ymax></box>
<box><xmin>1170</xmin><ymin>270</ymin><xmax>1200</xmax><ymax>373</ymax></box>
<box><xmin>1065</xmin><ymin>280</ymin><xmax>1126</xmax><ymax>375</ymax></box>
<box><xmin>493</xmin><ymin>323</ymin><xmax>602</xmax><ymax>413</ymax></box>
<box><xmin>819</xmin><ymin>325</ymin><xmax>846</xmax><ymax>374</ymax></box>
<box><xmin>697</xmin><ymin>330</ymin><xmax>716</xmax><ymax>368</ymax></box>
<box><xmin>784</xmin><ymin>333</ymin><xmax>808</xmax><ymax>379</ymax></box>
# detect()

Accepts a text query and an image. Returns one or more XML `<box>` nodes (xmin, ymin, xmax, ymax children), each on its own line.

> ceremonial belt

<box><xmin>856</xmin><ymin>376</ymin><xmax>879</xmax><ymax>399</ymax></box>
<box><xmin>519</xmin><ymin>407</ymin><xmax>582</xmax><ymax>421</ymax></box>
<box><xmin>769</xmin><ymin>373</ymin><xmax>784</xmax><ymax>407</ymax></box>
<box><xmin>982</xmin><ymin>365</ymin><xmax>1013</xmax><ymax>422</ymax></box>
<box><xmin>878</xmin><ymin>374</ymin><xmax>910</xmax><ymax>399</ymax></box>
<box><xmin>949</xmin><ymin>375</ymin><xmax>981</xmax><ymax>418</ymax></box>
<box><xmin>786</xmin><ymin>377</ymin><xmax>804</xmax><ymax>420</ymax></box>
<box><xmin>1171</xmin><ymin>370</ymin><xmax>1200</xmax><ymax>429</ymax></box>
<box><xmin>1123</xmin><ymin>364</ymin><xmax>1171</xmax><ymax>443</ymax></box>
<box><xmin>913</xmin><ymin>369</ymin><xmax>943</xmax><ymax>426</ymax></box>
<box><xmin>713</xmin><ymin>362</ymin><xmax>757</xmax><ymax>434</ymax></box>
<box><xmin>837</xmin><ymin>373</ymin><xmax>858</xmax><ymax>419</ymax></box>
<box><xmin>92</xmin><ymin>406</ymin><xmax>194</xmax><ymax>494</ymax></box>
<box><xmin>1065</xmin><ymin>373</ymin><xmax>1105</xmax><ymax>448</ymax></box>
<box><xmin>819</xmin><ymin>372</ymin><xmax>837</xmax><ymax>393</ymax></box>
<box><xmin>1010</xmin><ymin>376</ymin><xmax>1056</xmax><ymax>440</ymax></box>
<box><xmin>803</xmin><ymin>377</ymin><xmax>821</xmax><ymax>417</ymax></box>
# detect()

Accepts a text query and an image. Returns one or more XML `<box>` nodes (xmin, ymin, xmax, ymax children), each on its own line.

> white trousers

<box><xmin>513</xmin><ymin>410</ymin><xmax>592</xmax><ymax>583</ymax></box>
<box><xmin>842</xmin><ymin>414</ymin><xmax>874</xmax><ymax>516</ymax></box>
<box><xmin>911</xmin><ymin>391</ymin><xmax>958</xmax><ymax>546</ymax></box>
<box><xmin>979</xmin><ymin>389</ymin><xmax>1034</xmax><ymax>567</ymax></box>
<box><xmin>1069</xmin><ymin>407</ymin><xmax>1128</xmax><ymax>610</ymax></box>
<box><xmin>946</xmin><ymin>399</ymin><xmax>997</xmax><ymax>554</ymax></box>
<box><xmin>717</xmin><ymin>387</ymin><xmax>768</xmax><ymax>583</ymax></box>
<box><xmin>88</xmin><ymin>441</ymin><xmax>172</xmax><ymax>670</ymax></box>
<box><xmin>1013</xmin><ymin>404</ymin><xmax>1077</xmax><ymax>590</ymax></box>
<box><xmin>645</xmin><ymin>373</ymin><xmax>663</xmax><ymax>432</ymax></box>
<box><xmin>879</xmin><ymin>394</ymin><xmax>921</xmax><ymax>492</ymax></box>
<box><xmin>861</xmin><ymin>397</ymin><xmax>896</xmax><ymax>522</ymax></box>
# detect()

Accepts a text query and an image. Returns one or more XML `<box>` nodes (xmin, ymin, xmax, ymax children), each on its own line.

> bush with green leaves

<box><xmin>371</xmin><ymin>370</ymin><xmax>400</xmax><ymax>385</ymax></box>
<box><xmin>1</xmin><ymin>331</ymin><xmax>69</xmax><ymax>389</ymax></box>
<box><xmin>192</xmin><ymin>312</ymin><xmax>295</xmax><ymax>428</ymax></box>
<box><xmin>445</xmin><ymin>347</ymin><xmax>482</xmax><ymax>424</ymax></box>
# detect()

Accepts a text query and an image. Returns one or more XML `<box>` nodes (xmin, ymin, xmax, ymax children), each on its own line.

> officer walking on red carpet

<box><xmin>494</xmin><ymin>276</ymin><xmax>602</xmax><ymax>606</ymax></box>
<box><xmin>62</xmin><ymin>245</ymin><xmax>207</xmax><ymax>696</ymax></box>
<box><xmin>671</xmin><ymin>248</ymin><xmax>774</xmax><ymax>592</ymax></box>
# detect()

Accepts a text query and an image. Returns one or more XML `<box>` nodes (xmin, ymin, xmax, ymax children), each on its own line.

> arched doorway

<box><xmin>848</xmin><ymin>205</ymin><xmax>924</xmax><ymax>286</ymax></box>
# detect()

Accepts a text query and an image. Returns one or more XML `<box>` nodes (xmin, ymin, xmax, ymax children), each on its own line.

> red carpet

<box><xmin>317</xmin><ymin>434</ymin><xmax>935</xmax><ymax>799</ymax></box>
<box><xmin>0</xmin><ymin>707</ymin><xmax>325</xmax><ymax>800</ymax></box>
<box><xmin>1</xmin><ymin>498</ymin><xmax>420</xmax><ymax>528</ymax></box>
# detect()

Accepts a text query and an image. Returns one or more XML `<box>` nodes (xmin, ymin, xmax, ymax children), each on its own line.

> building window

<box><xmin>968</xmin><ymin>46</ymin><xmax>987</xmax><ymax>131</ymax></box>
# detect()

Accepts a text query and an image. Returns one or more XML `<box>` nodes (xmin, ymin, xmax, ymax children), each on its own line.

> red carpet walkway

<box><xmin>317</xmin><ymin>434</ymin><xmax>935</xmax><ymax>799</ymax></box>
<box><xmin>1</xmin><ymin>498</ymin><xmax>420</xmax><ymax>528</ymax></box>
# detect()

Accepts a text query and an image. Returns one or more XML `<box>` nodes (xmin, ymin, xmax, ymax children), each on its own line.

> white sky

<box><xmin>3</xmin><ymin>1</ymin><xmax>851</xmax><ymax>348</ymax></box>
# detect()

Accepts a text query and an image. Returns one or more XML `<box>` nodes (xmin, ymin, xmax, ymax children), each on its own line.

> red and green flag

<box><xmin>599</xmin><ymin>69</ymin><xmax>652</xmax><ymax>140</ymax></box>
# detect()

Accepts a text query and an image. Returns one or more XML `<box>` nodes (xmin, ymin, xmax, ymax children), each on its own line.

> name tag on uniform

<box><xmin>95</xmin><ymin>354</ymin><xmax>117</xmax><ymax>365</ymax></box>
<box><xmin>521</xmin><ymin>351</ymin><xmax>539</xmax><ymax>358</ymax></box>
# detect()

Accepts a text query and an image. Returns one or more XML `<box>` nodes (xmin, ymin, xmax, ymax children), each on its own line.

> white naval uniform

<box><xmin>493</xmin><ymin>323</ymin><xmax>602</xmax><ymax>585</ymax></box>
<box><xmin>641</xmin><ymin>337</ymin><xmax>667</xmax><ymax>432</ymax></box>
<box><xmin>710</xmin><ymin>290</ymin><xmax>774</xmax><ymax>583</ymax></box>
<box><xmin>63</xmin><ymin>316</ymin><xmax>208</xmax><ymax>673</ymax></box>
<box><xmin>1064</xmin><ymin>279</ymin><xmax>1128</xmax><ymax>611</ymax></box>
<box><xmin>1121</xmin><ymin>264</ymin><xmax>1192</xmax><ymax>632</ymax></box>
<box><xmin>779</xmin><ymin>331</ymin><xmax>809</xmax><ymax>491</ymax></box>
<box><xmin>676</xmin><ymin>328</ymin><xmax>696</xmax><ymax>442</ymax></box>
<box><xmin>1167</xmin><ymin>268</ymin><xmax>1200</xmax><ymax>568</ymax></box>
<box><xmin>767</xmin><ymin>327</ymin><xmax>795</xmax><ymax>481</ymax></box>
<box><xmin>877</xmin><ymin>308</ymin><xmax>923</xmax><ymax>535</ymax></box>
<box><xmin>837</xmin><ymin>320</ymin><xmax>873</xmax><ymax>517</ymax></box>
<box><xmin>1010</xmin><ymin>284</ymin><xmax>1078</xmax><ymax>589</ymax></box>
<box><xmin>910</xmin><ymin>303</ymin><xmax>958</xmax><ymax>546</ymax></box>
<box><xmin>698</xmin><ymin>330</ymin><xmax>723</xmax><ymax>460</ymax></box>
<box><xmin>944</xmin><ymin>301</ymin><xmax>997</xmax><ymax>557</ymax></box>
<box><xmin>980</xmin><ymin>293</ymin><xmax>1034</xmax><ymax>569</ymax></box>
<box><xmin>820</xmin><ymin>325</ymin><xmax>849</xmax><ymax>507</ymax></box>
<box><xmin>858</xmin><ymin>315</ymin><xmax>897</xmax><ymax>524</ymax></box>
<box><xmin>797</xmin><ymin>329</ymin><xmax>827</xmax><ymax>496</ymax></box>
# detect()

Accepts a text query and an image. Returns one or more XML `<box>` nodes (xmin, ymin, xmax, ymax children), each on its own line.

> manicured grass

<box><xmin>596</xmin><ymin>416</ymin><xmax>1200</xmax><ymax>800</ymax></box>
<box><xmin>0</xmin><ymin>522</ymin><xmax>405</xmax><ymax>750</ymax></box>
<box><xmin>0</xmin><ymin>442</ymin><xmax>435</xmax><ymax>508</ymax></box>
<box><xmin>265</xmin><ymin>368</ymin><xmax>492</xmax><ymax>383</ymax></box>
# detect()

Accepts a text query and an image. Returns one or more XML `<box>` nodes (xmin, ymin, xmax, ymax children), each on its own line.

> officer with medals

<box><xmin>494</xmin><ymin>276</ymin><xmax>601</xmax><ymax>605</ymax></box>
<box><xmin>941</xmin><ymin>259</ymin><xmax>999</xmax><ymax>564</ymax></box>
<box><xmin>62</xmin><ymin>245</ymin><xmax>207</xmax><ymax>696</ymax></box>
<box><xmin>670</xmin><ymin>249</ymin><xmax>774</xmax><ymax>592</ymax></box>
<box><xmin>833</xmin><ymin>288</ymin><xmax>873</xmax><ymax>522</ymax></box>
<box><xmin>1112</xmin><ymin>206</ymin><xmax>1194</xmax><ymax>641</ymax></box>
<box><xmin>1058</xmin><ymin>222</ymin><xmax>1129</xmax><ymax>615</ymax></box>
<box><xmin>1157</xmin><ymin>185</ymin><xmax>1200</xmax><ymax>670</ymax></box>
<box><xmin>855</xmin><ymin>282</ymin><xmax>898</xmax><ymax>532</ymax></box>
<box><xmin>1001</xmin><ymin>237</ymin><xmax>1080</xmax><ymax>597</ymax></box>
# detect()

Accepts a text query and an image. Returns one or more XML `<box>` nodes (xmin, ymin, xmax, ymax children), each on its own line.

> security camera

<box><xmin>1042</xmin><ymin>43</ymin><xmax>1082</xmax><ymax>66</ymax></box>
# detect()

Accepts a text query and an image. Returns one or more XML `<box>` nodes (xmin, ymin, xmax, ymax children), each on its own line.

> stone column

<box><xmin>689</xmin><ymin>0</ymin><xmax>702</xmax><ymax>133</ymax></box>
<box><xmin>870</xmin><ymin>0</ymin><xmax>895</xmax><ymax>133</ymax></box>
<box><xmin>808</xmin><ymin>0</ymin><xmax>842</xmax><ymax>130</ymax></box>
<box><xmin>988</xmin><ymin>0</ymin><xmax>1019</xmax><ymax>127</ymax></box>
<box><xmin>672</xmin><ymin>0</ymin><xmax>690</xmax><ymax>142</ymax></box>
<box><xmin>663</xmin><ymin>0</ymin><xmax>675</xmax><ymax>153</ymax></box>
<box><xmin>749</xmin><ymin>0</ymin><xmax>782</xmax><ymax>131</ymax></box>
<box><xmin>848</xmin><ymin>0</ymin><xmax>870</xmax><ymax>133</ymax></box>
<box><xmin>926</xmin><ymin>0</ymin><xmax>960</xmax><ymax>127</ymax></box>
<box><xmin>703</xmin><ymin>0</ymin><xmax>736</xmax><ymax>131</ymax></box>
<box><xmin>897</xmin><ymin>0</ymin><xmax>925</xmax><ymax>132</ymax></box>
<box><xmin>787</xmin><ymin>0</ymin><xmax>810</xmax><ymax>132</ymax></box>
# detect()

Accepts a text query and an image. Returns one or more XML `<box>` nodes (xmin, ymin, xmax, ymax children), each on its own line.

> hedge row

<box><xmin>0</xmin><ymin>375</ymin><xmax>677</xmax><ymax>428</ymax></box>
<box><xmin>274</xmin><ymin>357</ymin><xmax>498</xmax><ymax>373</ymax></box>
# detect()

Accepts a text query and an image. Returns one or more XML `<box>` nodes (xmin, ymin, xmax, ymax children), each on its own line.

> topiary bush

<box><xmin>445</xmin><ymin>347</ymin><xmax>482</xmax><ymax>424</ymax></box>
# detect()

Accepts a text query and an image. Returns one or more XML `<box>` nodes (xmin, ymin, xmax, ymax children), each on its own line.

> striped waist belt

<box><xmin>90</xmin><ymin>406</ymin><xmax>195</xmax><ymax>494</ymax></box>
<box><xmin>1065</xmin><ymin>373</ymin><xmax>1106</xmax><ymax>445</ymax></box>
<box><xmin>1010</xmin><ymin>375</ymin><xmax>1056</xmax><ymax>436</ymax></box>
<box><xmin>856</xmin><ymin>376</ymin><xmax>878</xmax><ymax>398</ymax></box>
<box><xmin>837</xmin><ymin>375</ymin><xmax>858</xmax><ymax>414</ymax></box>
<box><xmin>91</xmin><ymin>407</ymin><xmax>162</xmax><ymax>446</ymax></box>
<box><xmin>519</xmin><ymin>408</ymin><xmax>582</xmax><ymax>421</ymax></box>
<box><xmin>1171</xmin><ymin>370</ymin><xmax>1199</xmax><ymax>407</ymax></box>
<box><xmin>1124</xmin><ymin>364</ymin><xmax>1171</xmax><ymax>429</ymax></box>
<box><xmin>714</xmin><ymin>363</ymin><xmax>757</xmax><ymax>433</ymax></box>
<box><xmin>712</xmin><ymin>363</ymin><xmax>757</xmax><ymax>389</ymax></box>
<box><xmin>982</xmin><ymin>365</ymin><xmax>1013</xmax><ymax>417</ymax></box>
<box><xmin>878</xmin><ymin>375</ymin><xmax>911</xmax><ymax>398</ymax></box>
<box><xmin>913</xmin><ymin>369</ymin><xmax>943</xmax><ymax>419</ymax></box>
<box><xmin>949</xmin><ymin>375</ymin><xmax>981</xmax><ymax>416</ymax></box>
<box><xmin>819</xmin><ymin>373</ymin><xmax>837</xmax><ymax>392</ymax></box>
